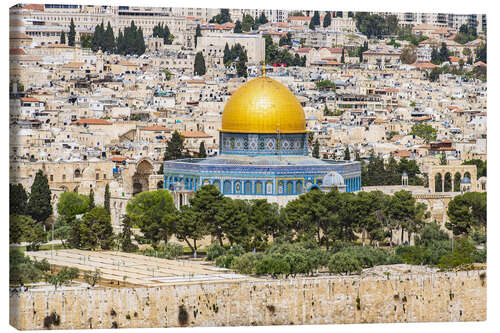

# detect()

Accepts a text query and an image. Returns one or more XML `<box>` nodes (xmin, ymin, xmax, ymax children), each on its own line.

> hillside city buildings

<box><xmin>10</xmin><ymin>4</ymin><xmax>486</xmax><ymax>238</ymax></box>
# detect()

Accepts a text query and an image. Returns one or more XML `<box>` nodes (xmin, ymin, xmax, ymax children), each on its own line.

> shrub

<box><xmin>227</xmin><ymin>244</ymin><xmax>245</xmax><ymax>257</ymax></box>
<box><xmin>206</xmin><ymin>244</ymin><xmax>226</xmax><ymax>261</ymax></box>
<box><xmin>163</xmin><ymin>243</ymin><xmax>184</xmax><ymax>259</ymax></box>
<box><xmin>341</xmin><ymin>246</ymin><xmax>389</xmax><ymax>268</ymax></box>
<box><xmin>473</xmin><ymin>248</ymin><xmax>486</xmax><ymax>263</ymax></box>
<box><xmin>438</xmin><ymin>238</ymin><xmax>475</xmax><ymax>269</ymax></box>
<box><xmin>215</xmin><ymin>254</ymin><xmax>236</xmax><ymax>268</ymax></box>
<box><xmin>396</xmin><ymin>245</ymin><xmax>426</xmax><ymax>265</ymax></box>
<box><xmin>231</xmin><ymin>252</ymin><xmax>259</xmax><ymax>274</ymax></box>
<box><xmin>328</xmin><ymin>252</ymin><xmax>362</xmax><ymax>275</ymax></box>
<box><xmin>254</xmin><ymin>254</ymin><xmax>291</xmax><ymax>278</ymax></box>
<box><xmin>470</xmin><ymin>230</ymin><xmax>486</xmax><ymax>245</ymax></box>
<box><xmin>417</xmin><ymin>222</ymin><xmax>449</xmax><ymax>246</ymax></box>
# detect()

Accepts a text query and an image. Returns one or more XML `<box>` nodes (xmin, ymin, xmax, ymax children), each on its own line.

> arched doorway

<box><xmin>132</xmin><ymin>159</ymin><xmax>154</xmax><ymax>196</ymax></box>
<box><xmin>434</xmin><ymin>173</ymin><xmax>443</xmax><ymax>192</ymax></box>
<box><xmin>453</xmin><ymin>173</ymin><xmax>461</xmax><ymax>192</ymax></box>
<box><xmin>444</xmin><ymin>172</ymin><xmax>452</xmax><ymax>192</ymax></box>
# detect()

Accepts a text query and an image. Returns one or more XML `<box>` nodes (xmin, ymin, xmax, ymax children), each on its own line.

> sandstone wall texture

<box><xmin>10</xmin><ymin>270</ymin><xmax>486</xmax><ymax>330</ymax></box>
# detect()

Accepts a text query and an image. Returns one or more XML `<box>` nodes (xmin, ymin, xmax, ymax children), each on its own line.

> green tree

<box><xmin>84</xmin><ymin>269</ymin><xmax>101</xmax><ymax>287</ymax></box>
<box><xmin>312</xmin><ymin>139</ymin><xmax>320</xmax><ymax>158</ymax></box>
<box><xmin>215</xmin><ymin>198</ymin><xmax>250</xmax><ymax>247</ymax></box>
<box><xmin>462</xmin><ymin>159</ymin><xmax>486</xmax><ymax>178</ymax></box>
<box><xmin>328</xmin><ymin>252</ymin><xmax>361</xmax><ymax>275</ymax></box>
<box><xmin>57</xmin><ymin>191</ymin><xmax>89</xmax><ymax>219</ymax></box>
<box><xmin>126</xmin><ymin>190</ymin><xmax>176</xmax><ymax>249</ymax></box>
<box><xmin>400</xmin><ymin>45</ymin><xmax>417</xmax><ymax>64</ymax></box>
<box><xmin>223</xmin><ymin>43</ymin><xmax>231</xmax><ymax>66</ymax></box>
<box><xmin>210</xmin><ymin>9</ymin><xmax>231</xmax><ymax>24</ymax></box>
<box><xmin>323</xmin><ymin>11</ymin><xmax>332</xmax><ymax>27</ymax></box>
<box><xmin>88</xmin><ymin>189</ymin><xmax>95</xmax><ymax>210</ymax></box>
<box><xmin>446</xmin><ymin>192</ymin><xmax>486</xmax><ymax>236</ymax></box>
<box><xmin>475</xmin><ymin>42</ymin><xmax>486</xmax><ymax>63</ymax></box>
<box><xmin>194</xmin><ymin>52</ymin><xmax>206</xmax><ymax>76</ymax></box>
<box><xmin>189</xmin><ymin>185</ymin><xmax>225</xmax><ymax>246</ymax></box>
<box><xmin>410</xmin><ymin>124</ymin><xmax>437</xmax><ymax>143</ymax></box>
<box><xmin>438</xmin><ymin>238</ymin><xmax>475</xmax><ymax>269</ymax></box>
<box><xmin>389</xmin><ymin>190</ymin><xmax>427</xmax><ymax>244</ymax></box>
<box><xmin>258</xmin><ymin>12</ymin><xmax>268</xmax><ymax>25</ymax></box>
<box><xmin>104</xmin><ymin>183</ymin><xmax>111</xmax><ymax>215</ymax></box>
<box><xmin>234</xmin><ymin>20</ymin><xmax>242</xmax><ymax>33</ymax></box>
<box><xmin>26</xmin><ymin>170</ymin><xmax>52</xmax><ymax>224</ymax></box>
<box><xmin>60</xmin><ymin>30</ymin><xmax>66</xmax><ymax>45</ymax></box>
<box><xmin>10</xmin><ymin>183</ymin><xmax>28</xmax><ymax>215</ymax></box>
<box><xmin>80</xmin><ymin>207</ymin><xmax>114</xmax><ymax>250</ymax></box>
<box><xmin>248</xmin><ymin>200</ymin><xmax>281</xmax><ymax>249</ymax></box>
<box><xmin>119</xmin><ymin>214</ymin><xmax>138</xmax><ymax>252</ymax></box>
<box><xmin>198</xmin><ymin>141</ymin><xmax>207</xmax><ymax>158</ymax></box>
<box><xmin>164</xmin><ymin>130</ymin><xmax>185</xmax><ymax>161</ymax></box>
<box><xmin>103</xmin><ymin>22</ymin><xmax>115</xmax><ymax>53</ymax></box>
<box><xmin>194</xmin><ymin>24</ymin><xmax>201</xmax><ymax>47</ymax></box>
<box><xmin>242</xmin><ymin>14</ymin><xmax>255</xmax><ymax>32</ymax></box>
<box><xmin>174</xmin><ymin>205</ymin><xmax>207</xmax><ymax>254</ymax></box>
<box><xmin>344</xmin><ymin>146</ymin><xmax>351</xmax><ymax>161</ymax></box>
<box><xmin>68</xmin><ymin>18</ymin><xmax>76</xmax><ymax>46</ymax></box>
<box><xmin>236</xmin><ymin>60</ymin><xmax>248</xmax><ymax>78</ymax></box>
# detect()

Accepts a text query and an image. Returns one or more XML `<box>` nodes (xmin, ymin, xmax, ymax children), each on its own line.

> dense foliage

<box><xmin>361</xmin><ymin>153</ymin><xmax>423</xmax><ymax>186</ymax></box>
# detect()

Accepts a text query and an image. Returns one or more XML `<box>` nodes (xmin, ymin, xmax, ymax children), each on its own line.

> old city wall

<box><xmin>10</xmin><ymin>270</ymin><xmax>486</xmax><ymax>330</ymax></box>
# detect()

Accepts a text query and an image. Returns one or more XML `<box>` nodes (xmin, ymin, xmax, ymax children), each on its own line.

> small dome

<box><xmin>322</xmin><ymin>171</ymin><xmax>344</xmax><ymax>187</ymax></box>
<box><xmin>461</xmin><ymin>176</ymin><xmax>471</xmax><ymax>184</ymax></box>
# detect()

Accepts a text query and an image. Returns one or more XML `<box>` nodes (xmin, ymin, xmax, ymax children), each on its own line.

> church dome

<box><xmin>221</xmin><ymin>77</ymin><xmax>306</xmax><ymax>134</ymax></box>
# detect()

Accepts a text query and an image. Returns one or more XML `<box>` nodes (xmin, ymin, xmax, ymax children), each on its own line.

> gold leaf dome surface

<box><xmin>221</xmin><ymin>77</ymin><xmax>306</xmax><ymax>134</ymax></box>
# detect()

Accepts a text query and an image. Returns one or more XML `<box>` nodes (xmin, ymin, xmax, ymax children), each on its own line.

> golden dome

<box><xmin>221</xmin><ymin>77</ymin><xmax>306</xmax><ymax>134</ymax></box>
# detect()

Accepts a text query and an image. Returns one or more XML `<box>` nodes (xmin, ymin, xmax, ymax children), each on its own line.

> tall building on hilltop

<box><xmin>163</xmin><ymin>75</ymin><xmax>361</xmax><ymax>207</ymax></box>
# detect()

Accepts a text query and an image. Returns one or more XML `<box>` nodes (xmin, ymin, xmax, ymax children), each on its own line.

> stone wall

<box><xmin>10</xmin><ymin>270</ymin><xmax>486</xmax><ymax>330</ymax></box>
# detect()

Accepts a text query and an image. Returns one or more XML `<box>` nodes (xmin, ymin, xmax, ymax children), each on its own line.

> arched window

<box><xmin>435</xmin><ymin>173</ymin><xmax>443</xmax><ymax>192</ymax></box>
<box><xmin>278</xmin><ymin>180</ymin><xmax>284</xmax><ymax>194</ymax></box>
<box><xmin>234</xmin><ymin>181</ymin><xmax>242</xmax><ymax>194</ymax></box>
<box><xmin>255</xmin><ymin>181</ymin><xmax>263</xmax><ymax>194</ymax></box>
<box><xmin>244</xmin><ymin>181</ymin><xmax>252</xmax><ymax>194</ymax></box>
<box><xmin>266</xmin><ymin>181</ymin><xmax>273</xmax><ymax>194</ymax></box>
<box><xmin>224</xmin><ymin>180</ymin><xmax>231</xmax><ymax>194</ymax></box>
<box><xmin>74</xmin><ymin>169</ymin><xmax>81</xmax><ymax>178</ymax></box>
<box><xmin>286</xmin><ymin>181</ymin><xmax>293</xmax><ymax>194</ymax></box>
<box><xmin>296</xmin><ymin>181</ymin><xmax>303</xmax><ymax>194</ymax></box>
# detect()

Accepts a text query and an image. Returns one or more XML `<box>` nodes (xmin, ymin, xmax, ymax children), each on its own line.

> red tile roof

<box><xmin>71</xmin><ymin>118</ymin><xmax>112</xmax><ymax>125</ymax></box>
<box><xmin>20</xmin><ymin>97</ymin><xmax>40</xmax><ymax>103</ymax></box>
<box><xmin>10</xmin><ymin>48</ymin><xmax>26</xmax><ymax>55</ymax></box>
<box><xmin>110</xmin><ymin>156</ymin><xmax>127</xmax><ymax>162</ymax></box>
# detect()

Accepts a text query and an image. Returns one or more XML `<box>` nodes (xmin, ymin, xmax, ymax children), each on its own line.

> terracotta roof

<box><xmin>448</xmin><ymin>56</ymin><xmax>461</xmax><ymax>63</ymax></box>
<box><xmin>20</xmin><ymin>97</ymin><xmax>40</xmax><ymax>103</ymax></box>
<box><xmin>180</xmin><ymin>130</ymin><xmax>211</xmax><ymax>138</ymax></box>
<box><xmin>71</xmin><ymin>118</ymin><xmax>112</xmax><ymax>125</ymax></box>
<box><xmin>373</xmin><ymin>118</ymin><xmax>387</xmax><ymax>124</ymax></box>
<box><xmin>393</xmin><ymin>150</ymin><xmax>411</xmax><ymax>158</ymax></box>
<box><xmin>23</xmin><ymin>4</ymin><xmax>44</xmax><ymax>11</ymax></box>
<box><xmin>413</xmin><ymin>116</ymin><xmax>433</xmax><ymax>121</ymax></box>
<box><xmin>10</xmin><ymin>48</ymin><xmax>26</xmax><ymax>55</ymax></box>
<box><xmin>411</xmin><ymin>61</ymin><xmax>438</xmax><ymax>69</ymax></box>
<box><xmin>142</xmin><ymin>125</ymin><xmax>170</xmax><ymax>131</ymax></box>
<box><xmin>63</xmin><ymin>62</ymin><xmax>85</xmax><ymax>68</ymax></box>
<box><xmin>110</xmin><ymin>156</ymin><xmax>127</xmax><ymax>162</ymax></box>
<box><xmin>474</xmin><ymin>61</ymin><xmax>487</xmax><ymax>67</ymax></box>
<box><xmin>324</xmin><ymin>47</ymin><xmax>343</xmax><ymax>54</ymax></box>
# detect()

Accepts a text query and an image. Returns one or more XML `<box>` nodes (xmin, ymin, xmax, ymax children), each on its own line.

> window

<box><xmin>50</xmin><ymin>175</ymin><xmax>53</xmax><ymax>181</ymax></box>
<box><xmin>96</xmin><ymin>173</ymin><xmax>99</xmax><ymax>180</ymax></box>
<box><xmin>255</xmin><ymin>181</ymin><xmax>263</xmax><ymax>194</ymax></box>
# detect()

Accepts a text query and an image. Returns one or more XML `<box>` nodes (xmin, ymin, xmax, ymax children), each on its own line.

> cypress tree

<box><xmin>104</xmin><ymin>184</ymin><xmax>110</xmax><ymax>215</ymax></box>
<box><xmin>26</xmin><ymin>170</ymin><xmax>52</xmax><ymax>223</ymax></box>
<box><xmin>312</xmin><ymin>139</ymin><xmax>320</xmax><ymax>158</ymax></box>
<box><xmin>195</xmin><ymin>24</ymin><xmax>201</xmax><ymax>48</ymax></box>
<box><xmin>10</xmin><ymin>183</ymin><xmax>28</xmax><ymax>215</ymax></box>
<box><xmin>236</xmin><ymin>60</ymin><xmax>248</xmax><ymax>77</ymax></box>
<box><xmin>60</xmin><ymin>30</ymin><xmax>66</xmax><ymax>45</ymax></box>
<box><xmin>164</xmin><ymin>131</ymin><xmax>185</xmax><ymax>161</ymax></box>
<box><xmin>120</xmin><ymin>214</ymin><xmax>138</xmax><ymax>252</ymax></box>
<box><xmin>234</xmin><ymin>20</ymin><xmax>242</xmax><ymax>33</ymax></box>
<box><xmin>104</xmin><ymin>22</ymin><xmax>115</xmax><ymax>53</ymax></box>
<box><xmin>259</xmin><ymin>12</ymin><xmax>268</xmax><ymax>24</ymax></box>
<box><xmin>88</xmin><ymin>189</ymin><xmax>95</xmax><ymax>210</ymax></box>
<box><xmin>194</xmin><ymin>52</ymin><xmax>206</xmax><ymax>76</ymax></box>
<box><xmin>323</xmin><ymin>12</ymin><xmax>331</xmax><ymax>28</ymax></box>
<box><xmin>223</xmin><ymin>43</ymin><xmax>231</xmax><ymax>66</ymax></box>
<box><xmin>344</xmin><ymin>147</ymin><xmax>351</xmax><ymax>161</ymax></box>
<box><xmin>68</xmin><ymin>18</ymin><xmax>76</xmax><ymax>46</ymax></box>
<box><xmin>341</xmin><ymin>48</ymin><xmax>345</xmax><ymax>63</ymax></box>
<box><xmin>198</xmin><ymin>141</ymin><xmax>207</xmax><ymax>158</ymax></box>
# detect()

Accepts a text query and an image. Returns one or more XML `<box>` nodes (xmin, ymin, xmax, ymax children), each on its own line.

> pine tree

<box><xmin>104</xmin><ymin>184</ymin><xmax>110</xmax><ymax>215</ymax></box>
<box><xmin>194</xmin><ymin>52</ymin><xmax>206</xmax><ymax>76</ymax></box>
<box><xmin>60</xmin><ymin>31</ymin><xmax>66</xmax><ymax>45</ymax></box>
<box><xmin>312</xmin><ymin>139</ymin><xmax>320</xmax><ymax>158</ymax></box>
<box><xmin>104</xmin><ymin>22</ymin><xmax>115</xmax><ymax>53</ymax></box>
<box><xmin>10</xmin><ymin>183</ymin><xmax>28</xmax><ymax>215</ymax></box>
<box><xmin>88</xmin><ymin>189</ymin><xmax>95</xmax><ymax>210</ymax></box>
<box><xmin>68</xmin><ymin>18</ymin><xmax>76</xmax><ymax>46</ymax></box>
<box><xmin>323</xmin><ymin>11</ymin><xmax>332</xmax><ymax>27</ymax></box>
<box><xmin>344</xmin><ymin>146</ymin><xmax>351</xmax><ymax>161</ymax></box>
<box><xmin>234</xmin><ymin>20</ymin><xmax>242</xmax><ymax>33</ymax></box>
<box><xmin>26</xmin><ymin>170</ymin><xmax>53</xmax><ymax>223</ymax></box>
<box><xmin>198</xmin><ymin>141</ymin><xmax>207</xmax><ymax>158</ymax></box>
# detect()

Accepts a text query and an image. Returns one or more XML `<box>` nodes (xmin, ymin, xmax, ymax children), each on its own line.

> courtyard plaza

<box><xmin>26</xmin><ymin>249</ymin><xmax>250</xmax><ymax>287</ymax></box>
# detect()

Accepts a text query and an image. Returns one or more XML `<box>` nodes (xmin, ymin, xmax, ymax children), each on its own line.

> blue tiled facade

<box><xmin>219</xmin><ymin>132</ymin><xmax>308</xmax><ymax>155</ymax></box>
<box><xmin>163</xmin><ymin>159</ymin><xmax>362</xmax><ymax>195</ymax></box>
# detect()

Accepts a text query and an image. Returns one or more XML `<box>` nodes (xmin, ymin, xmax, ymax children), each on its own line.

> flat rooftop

<box><xmin>26</xmin><ymin>249</ymin><xmax>251</xmax><ymax>287</ymax></box>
